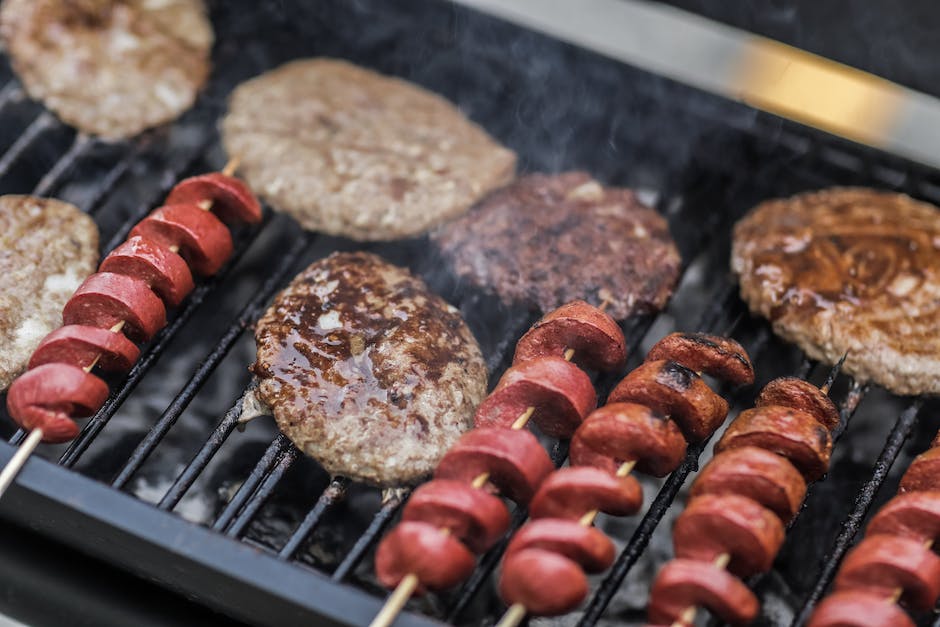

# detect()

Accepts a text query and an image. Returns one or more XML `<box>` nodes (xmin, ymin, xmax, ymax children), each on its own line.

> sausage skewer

<box><xmin>494</xmin><ymin>334</ymin><xmax>755</xmax><ymax>627</ymax></box>
<box><xmin>649</xmin><ymin>363</ymin><xmax>842</xmax><ymax>626</ymax></box>
<box><xmin>370</xmin><ymin>300</ymin><xmax>615</xmax><ymax>627</ymax></box>
<box><xmin>0</xmin><ymin>157</ymin><xmax>260</xmax><ymax>499</ymax></box>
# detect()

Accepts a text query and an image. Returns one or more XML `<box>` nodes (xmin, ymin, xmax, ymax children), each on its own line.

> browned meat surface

<box><xmin>732</xmin><ymin>187</ymin><xmax>940</xmax><ymax>395</ymax></box>
<box><xmin>0</xmin><ymin>195</ymin><xmax>99</xmax><ymax>389</ymax></box>
<box><xmin>0</xmin><ymin>0</ymin><xmax>212</xmax><ymax>139</ymax></box>
<box><xmin>433</xmin><ymin>172</ymin><xmax>681</xmax><ymax>320</ymax></box>
<box><xmin>251</xmin><ymin>252</ymin><xmax>487</xmax><ymax>486</ymax></box>
<box><xmin>222</xmin><ymin>58</ymin><xmax>517</xmax><ymax>241</ymax></box>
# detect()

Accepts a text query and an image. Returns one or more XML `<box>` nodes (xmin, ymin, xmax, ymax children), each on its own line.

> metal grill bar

<box><xmin>31</xmin><ymin>133</ymin><xmax>95</xmax><ymax>197</ymax></box>
<box><xmin>278</xmin><ymin>478</ymin><xmax>350</xmax><ymax>560</ymax></box>
<box><xmin>212</xmin><ymin>434</ymin><xmax>292</xmax><ymax>532</ymax></box>
<box><xmin>0</xmin><ymin>111</ymin><xmax>56</xmax><ymax>178</ymax></box>
<box><xmin>332</xmin><ymin>494</ymin><xmax>408</xmax><ymax>582</ymax></box>
<box><xmin>109</xmin><ymin>220</ymin><xmax>301</xmax><ymax>489</ymax></box>
<box><xmin>58</xmin><ymin>223</ymin><xmax>263</xmax><ymax>467</ymax></box>
<box><xmin>790</xmin><ymin>399</ymin><xmax>923</xmax><ymax>626</ymax></box>
<box><xmin>224</xmin><ymin>446</ymin><xmax>300</xmax><ymax>538</ymax></box>
<box><xmin>0</xmin><ymin>82</ymin><xmax>23</xmax><ymax>110</ymax></box>
<box><xmin>82</xmin><ymin>138</ymin><xmax>150</xmax><ymax>213</ymax></box>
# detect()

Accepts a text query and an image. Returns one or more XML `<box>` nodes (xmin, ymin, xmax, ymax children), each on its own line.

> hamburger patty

<box><xmin>222</xmin><ymin>58</ymin><xmax>517</xmax><ymax>241</ymax></box>
<box><xmin>251</xmin><ymin>252</ymin><xmax>487</xmax><ymax>486</ymax></box>
<box><xmin>0</xmin><ymin>195</ymin><xmax>99</xmax><ymax>389</ymax></box>
<box><xmin>732</xmin><ymin>187</ymin><xmax>940</xmax><ymax>395</ymax></box>
<box><xmin>433</xmin><ymin>172</ymin><xmax>681</xmax><ymax>320</ymax></box>
<box><xmin>0</xmin><ymin>0</ymin><xmax>213</xmax><ymax>139</ymax></box>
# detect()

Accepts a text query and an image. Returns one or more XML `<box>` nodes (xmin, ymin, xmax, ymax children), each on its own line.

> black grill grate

<box><xmin>0</xmin><ymin>2</ymin><xmax>937</xmax><ymax>626</ymax></box>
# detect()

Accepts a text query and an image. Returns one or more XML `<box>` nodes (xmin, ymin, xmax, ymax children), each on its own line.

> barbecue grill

<box><xmin>0</xmin><ymin>1</ymin><xmax>938</xmax><ymax>626</ymax></box>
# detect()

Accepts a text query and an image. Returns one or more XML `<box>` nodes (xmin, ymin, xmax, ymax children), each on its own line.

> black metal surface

<box><xmin>0</xmin><ymin>1</ymin><xmax>936</xmax><ymax>626</ymax></box>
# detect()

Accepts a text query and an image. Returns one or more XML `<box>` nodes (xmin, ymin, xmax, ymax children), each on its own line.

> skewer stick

<box><xmin>0</xmin><ymin>160</ymin><xmax>240</xmax><ymax>500</ymax></box>
<box><xmin>372</xmin><ymin>296</ymin><xmax>612</xmax><ymax>627</ymax></box>
<box><xmin>671</xmin><ymin>553</ymin><xmax>731</xmax><ymax>627</ymax></box>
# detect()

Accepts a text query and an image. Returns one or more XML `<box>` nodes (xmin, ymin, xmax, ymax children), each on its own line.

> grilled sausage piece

<box><xmin>504</xmin><ymin>519</ymin><xmax>615</xmax><ymax>573</ymax></box>
<box><xmin>100</xmin><ymin>236</ymin><xmax>195</xmax><ymax>307</ymax></box>
<box><xmin>691</xmin><ymin>446</ymin><xmax>807</xmax><ymax>522</ymax></box>
<box><xmin>529</xmin><ymin>466</ymin><xmax>642</xmax><ymax>520</ymax></box>
<box><xmin>6</xmin><ymin>363</ymin><xmax>109</xmax><ymax>442</ymax></box>
<box><xmin>608</xmin><ymin>360</ymin><xmax>728</xmax><ymax>441</ymax></box>
<box><xmin>435</xmin><ymin>428</ymin><xmax>554</xmax><ymax>504</ymax></box>
<box><xmin>570</xmin><ymin>402</ymin><xmax>687</xmax><ymax>477</ymax></box>
<box><xmin>474</xmin><ymin>356</ymin><xmax>596</xmax><ymax>437</ymax></box>
<box><xmin>756</xmin><ymin>377</ymin><xmax>840</xmax><ymax>431</ymax></box>
<box><xmin>899</xmin><ymin>447</ymin><xmax>940</xmax><ymax>493</ymax></box>
<box><xmin>28</xmin><ymin>325</ymin><xmax>140</xmax><ymax>373</ymax></box>
<box><xmin>512</xmin><ymin>300</ymin><xmax>627</xmax><ymax>372</ymax></box>
<box><xmin>131</xmin><ymin>204</ymin><xmax>233</xmax><ymax>276</ymax></box>
<box><xmin>402</xmin><ymin>479</ymin><xmax>510</xmax><ymax>554</ymax></box>
<box><xmin>834</xmin><ymin>534</ymin><xmax>940</xmax><ymax>611</ymax></box>
<box><xmin>499</xmin><ymin>548</ymin><xmax>588</xmax><ymax>616</ymax></box>
<box><xmin>673</xmin><ymin>494</ymin><xmax>785</xmax><ymax>577</ymax></box>
<box><xmin>716</xmin><ymin>405</ymin><xmax>832</xmax><ymax>482</ymax></box>
<box><xmin>645</xmin><ymin>333</ymin><xmax>754</xmax><ymax>386</ymax></box>
<box><xmin>165</xmin><ymin>173</ymin><xmax>263</xmax><ymax>226</ymax></box>
<box><xmin>867</xmin><ymin>491</ymin><xmax>940</xmax><ymax>545</ymax></box>
<box><xmin>63</xmin><ymin>272</ymin><xmax>166</xmax><ymax>342</ymax></box>
<box><xmin>374</xmin><ymin>521</ymin><xmax>475</xmax><ymax>593</ymax></box>
<box><xmin>648</xmin><ymin>559</ymin><xmax>759</xmax><ymax>626</ymax></box>
<box><xmin>807</xmin><ymin>590</ymin><xmax>915</xmax><ymax>627</ymax></box>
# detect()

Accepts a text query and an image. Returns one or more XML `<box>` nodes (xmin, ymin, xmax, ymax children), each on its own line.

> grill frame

<box><xmin>0</xmin><ymin>1</ymin><xmax>936</xmax><ymax>626</ymax></box>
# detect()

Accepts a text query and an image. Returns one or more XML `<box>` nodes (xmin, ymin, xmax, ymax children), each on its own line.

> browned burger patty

<box><xmin>732</xmin><ymin>187</ymin><xmax>940</xmax><ymax>395</ymax></box>
<box><xmin>0</xmin><ymin>195</ymin><xmax>99</xmax><ymax>389</ymax></box>
<box><xmin>222</xmin><ymin>58</ymin><xmax>517</xmax><ymax>241</ymax></box>
<box><xmin>251</xmin><ymin>252</ymin><xmax>488</xmax><ymax>486</ymax></box>
<box><xmin>0</xmin><ymin>0</ymin><xmax>213</xmax><ymax>139</ymax></box>
<box><xmin>433</xmin><ymin>172</ymin><xmax>681</xmax><ymax>320</ymax></box>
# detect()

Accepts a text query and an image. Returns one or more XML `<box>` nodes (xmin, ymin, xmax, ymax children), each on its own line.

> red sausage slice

<box><xmin>435</xmin><ymin>427</ymin><xmax>554</xmax><ymax>504</ymax></box>
<box><xmin>512</xmin><ymin>300</ymin><xmax>627</xmax><ymax>372</ymax></box>
<box><xmin>715</xmin><ymin>405</ymin><xmax>832</xmax><ymax>482</ymax></box>
<box><xmin>807</xmin><ymin>590</ymin><xmax>914</xmax><ymax>627</ymax></box>
<box><xmin>474</xmin><ymin>356</ymin><xmax>596</xmax><ymax>438</ymax></box>
<box><xmin>6</xmin><ymin>363</ymin><xmax>110</xmax><ymax>443</ymax></box>
<box><xmin>834</xmin><ymin>534</ymin><xmax>940</xmax><ymax>611</ymax></box>
<box><xmin>63</xmin><ymin>272</ymin><xmax>166</xmax><ymax>343</ymax></box>
<box><xmin>504</xmin><ymin>518</ymin><xmax>615</xmax><ymax>573</ymax></box>
<box><xmin>499</xmin><ymin>548</ymin><xmax>588</xmax><ymax>616</ymax></box>
<box><xmin>648</xmin><ymin>558</ymin><xmax>759</xmax><ymax>626</ymax></box>
<box><xmin>570</xmin><ymin>402</ymin><xmax>687</xmax><ymax>477</ymax></box>
<box><xmin>756</xmin><ymin>377</ymin><xmax>840</xmax><ymax>431</ymax></box>
<box><xmin>100</xmin><ymin>236</ymin><xmax>195</xmax><ymax>307</ymax></box>
<box><xmin>164</xmin><ymin>173</ymin><xmax>263</xmax><ymax>225</ymax></box>
<box><xmin>529</xmin><ymin>466</ymin><xmax>642</xmax><ymax>520</ymax></box>
<box><xmin>374</xmin><ymin>521</ymin><xmax>475</xmax><ymax>593</ymax></box>
<box><xmin>673</xmin><ymin>494</ymin><xmax>785</xmax><ymax>578</ymax></box>
<box><xmin>28</xmin><ymin>325</ymin><xmax>140</xmax><ymax>372</ymax></box>
<box><xmin>130</xmin><ymin>203</ymin><xmax>233</xmax><ymax>276</ymax></box>
<box><xmin>608</xmin><ymin>359</ymin><xmax>728</xmax><ymax>441</ymax></box>
<box><xmin>691</xmin><ymin>446</ymin><xmax>807</xmax><ymax>522</ymax></box>
<box><xmin>645</xmin><ymin>332</ymin><xmax>754</xmax><ymax>386</ymax></box>
<box><xmin>402</xmin><ymin>479</ymin><xmax>510</xmax><ymax>554</ymax></box>
<box><xmin>867</xmin><ymin>491</ymin><xmax>940</xmax><ymax>545</ymax></box>
<box><xmin>899</xmin><ymin>447</ymin><xmax>940</xmax><ymax>493</ymax></box>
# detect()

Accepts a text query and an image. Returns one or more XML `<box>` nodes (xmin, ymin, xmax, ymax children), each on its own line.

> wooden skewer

<box><xmin>670</xmin><ymin>553</ymin><xmax>731</xmax><ymax>627</ymax></box>
<box><xmin>371</xmin><ymin>298</ymin><xmax>612</xmax><ymax>627</ymax></box>
<box><xmin>0</xmin><ymin>158</ymin><xmax>240</xmax><ymax>500</ymax></box>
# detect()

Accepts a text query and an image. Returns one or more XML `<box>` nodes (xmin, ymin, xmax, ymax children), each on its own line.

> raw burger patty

<box><xmin>222</xmin><ymin>58</ymin><xmax>517</xmax><ymax>241</ymax></box>
<box><xmin>732</xmin><ymin>187</ymin><xmax>940</xmax><ymax>395</ymax></box>
<box><xmin>251</xmin><ymin>251</ymin><xmax>487</xmax><ymax>486</ymax></box>
<box><xmin>0</xmin><ymin>195</ymin><xmax>99</xmax><ymax>389</ymax></box>
<box><xmin>433</xmin><ymin>172</ymin><xmax>681</xmax><ymax>320</ymax></box>
<box><xmin>0</xmin><ymin>0</ymin><xmax>213</xmax><ymax>139</ymax></box>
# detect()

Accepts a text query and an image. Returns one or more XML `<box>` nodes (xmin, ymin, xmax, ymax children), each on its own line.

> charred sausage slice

<box><xmin>645</xmin><ymin>332</ymin><xmax>754</xmax><ymax>386</ymax></box>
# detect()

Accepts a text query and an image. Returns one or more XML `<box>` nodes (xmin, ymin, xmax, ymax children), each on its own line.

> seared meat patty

<box><xmin>732</xmin><ymin>187</ymin><xmax>940</xmax><ymax>395</ymax></box>
<box><xmin>433</xmin><ymin>172</ymin><xmax>681</xmax><ymax>320</ymax></box>
<box><xmin>222</xmin><ymin>58</ymin><xmax>517</xmax><ymax>241</ymax></box>
<box><xmin>251</xmin><ymin>252</ymin><xmax>487</xmax><ymax>486</ymax></box>
<box><xmin>0</xmin><ymin>195</ymin><xmax>99</xmax><ymax>389</ymax></box>
<box><xmin>0</xmin><ymin>0</ymin><xmax>212</xmax><ymax>139</ymax></box>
